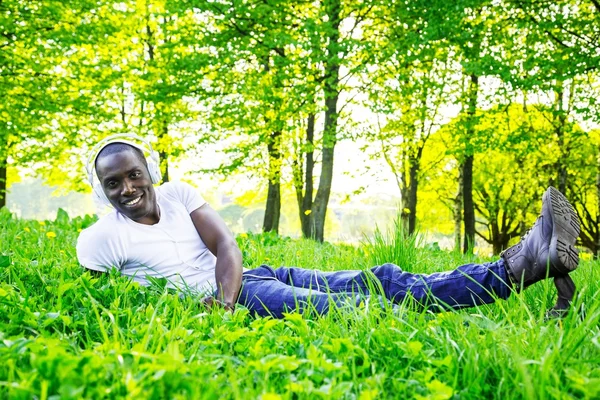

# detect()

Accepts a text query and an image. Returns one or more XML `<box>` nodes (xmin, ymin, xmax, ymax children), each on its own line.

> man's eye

<box><xmin>131</xmin><ymin>172</ymin><xmax>141</xmax><ymax>178</ymax></box>
<box><xmin>106</xmin><ymin>181</ymin><xmax>117</xmax><ymax>188</ymax></box>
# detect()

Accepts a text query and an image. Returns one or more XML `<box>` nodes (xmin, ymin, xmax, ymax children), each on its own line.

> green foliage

<box><xmin>3</xmin><ymin>0</ymin><xmax>600</xmax><ymax>247</ymax></box>
<box><xmin>362</xmin><ymin>217</ymin><xmax>423</xmax><ymax>269</ymax></box>
<box><xmin>421</xmin><ymin>100</ymin><xmax>593</xmax><ymax>254</ymax></box>
<box><xmin>1</xmin><ymin>212</ymin><xmax>599</xmax><ymax>398</ymax></box>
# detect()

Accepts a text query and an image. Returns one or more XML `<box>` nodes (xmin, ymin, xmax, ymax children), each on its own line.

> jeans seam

<box><xmin>242</xmin><ymin>274</ymin><xmax>278</xmax><ymax>282</ymax></box>
<box><xmin>377</xmin><ymin>270</ymin><xmax>494</xmax><ymax>291</ymax></box>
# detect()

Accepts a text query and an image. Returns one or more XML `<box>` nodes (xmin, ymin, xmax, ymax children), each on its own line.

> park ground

<box><xmin>0</xmin><ymin>209</ymin><xmax>599</xmax><ymax>399</ymax></box>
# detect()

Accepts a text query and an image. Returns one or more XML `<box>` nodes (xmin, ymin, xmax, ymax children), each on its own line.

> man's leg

<box><xmin>239</xmin><ymin>187</ymin><xmax>580</xmax><ymax>317</ymax></box>
<box><xmin>238</xmin><ymin>265</ymin><xmax>361</xmax><ymax>318</ymax></box>
<box><xmin>325</xmin><ymin>186</ymin><xmax>580</xmax><ymax>313</ymax></box>
<box><xmin>282</xmin><ymin>261</ymin><xmax>511</xmax><ymax>311</ymax></box>
<box><xmin>239</xmin><ymin>262</ymin><xmax>510</xmax><ymax>314</ymax></box>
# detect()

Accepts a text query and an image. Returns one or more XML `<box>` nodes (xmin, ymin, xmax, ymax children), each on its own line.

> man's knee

<box><xmin>370</xmin><ymin>263</ymin><xmax>402</xmax><ymax>278</ymax></box>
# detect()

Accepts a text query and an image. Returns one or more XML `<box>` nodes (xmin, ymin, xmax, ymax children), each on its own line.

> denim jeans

<box><xmin>238</xmin><ymin>259</ymin><xmax>512</xmax><ymax>318</ymax></box>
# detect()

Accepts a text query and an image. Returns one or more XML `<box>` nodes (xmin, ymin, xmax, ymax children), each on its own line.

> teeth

<box><xmin>125</xmin><ymin>197</ymin><xmax>141</xmax><ymax>206</ymax></box>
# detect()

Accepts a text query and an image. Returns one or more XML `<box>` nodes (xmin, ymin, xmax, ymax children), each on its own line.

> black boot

<box><xmin>501</xmin><ymin>187</ymin><xmax>580</xmax><ymax>314</ymax></box>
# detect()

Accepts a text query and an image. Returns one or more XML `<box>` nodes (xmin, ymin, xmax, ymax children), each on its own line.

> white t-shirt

<box><xmin>76</xmin><ymin>181</ymin><xmax>217</xmax><ymax>295</ymax></box>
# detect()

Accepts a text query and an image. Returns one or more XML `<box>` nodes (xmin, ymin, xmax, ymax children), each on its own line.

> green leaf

<box><xmin>0</xmin><ymin>255</ymin><xmax>10</xmax><ymax>268</ymax></box>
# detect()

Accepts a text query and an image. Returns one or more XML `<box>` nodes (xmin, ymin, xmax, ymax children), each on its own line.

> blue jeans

<box><xmin>238</xmin><ymin>260</ymin><xmax>512</xmax><ymax>318</ymax></box>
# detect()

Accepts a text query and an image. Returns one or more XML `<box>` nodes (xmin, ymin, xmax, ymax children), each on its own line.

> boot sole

<box><xmin>545</xmin><ymin>187</ymin><xmax>580</xmax><ymax>273</ymax></box>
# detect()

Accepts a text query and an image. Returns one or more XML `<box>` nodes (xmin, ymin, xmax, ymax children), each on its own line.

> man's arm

<box><xmin>190</xmin><ymin>204</ymin><xmax>243</xmax><ymax>310</ymax></box>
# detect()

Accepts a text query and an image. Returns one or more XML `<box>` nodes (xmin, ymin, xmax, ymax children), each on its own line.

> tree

<box><xmin>430</xmin><ymin>99</ymin><xmax>590</xmax><ymax>254</ymax></box>
<box><xmin>0</xmin><ymin>1</ymin><xmax>91</xmax><ymax>207</ymax></box>
<box><xmin>2</xmin><ymin>0</ymin><xmax>207</xmax><ymax>206</ymax></box>
<box><xmin>358</xmin><ymin>0</ymin><xmax>462</xmax><ymax>236</ymax></box>
<box><xmin>568</xmin><ymin>129</ymin><xmax>600</xmax><ymax>256</ymax></box>
<box><xmin>470</xmin><ymin>104</ymin><xmax>557</xmax><ymax>254</ymax></box>
<box><xmin>115</xmin><ymin>0</ymin><xmax>211</xmax><ymax>181</ymax></box>
<box><xmin>364</xmin><ymin>57</ymin><xmax>459</xmax><ymax>235</ymax></box>
<box><xmin>195</xmin><ymin>0</ymin><xmax>375</xmax><ymax>241</ymax></box>
<box><xmin>380</xmin><ymin>0</ymin><xmax>498</xmax><ymax>253</ymax></box>
<box><xmin>0</xmin><ymin>1</ymin><xmax>151</xmax><ymax>205</ymax></box>
<box><xmin>508</xmin><ymin>0</ymin><xmax>600</xmax><ymax>77</ymax></box>
<box><xmin>185</xmin><ymin>0</ymin><xmax>318</xmax><ymax>234</ymax></box>
<box><xmin>501</xmin><ymin>0</ymin><xmax>600</xmax><ymax>194</ymax></box>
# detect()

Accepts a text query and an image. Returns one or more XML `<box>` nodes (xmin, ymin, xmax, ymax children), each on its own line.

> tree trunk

<box><xmin>490</xmin><ymin>218</ymin><xmax>501</xmax><ymax>255</ymax></box>
<box><xmin>263</xmin><ymin>180</ymin><xmax>281</xmax><ymax>233</ymax></box>
<box><xmin>146</xmin><ymin>20</ymin><xmax>169</xmax><ymax>184</ymax></box>
<box><xmin>312</xmin><ymin>97</ymin><xmax>337</xmax><ymax>242</ymax></box>
<box><xmin>596</xmin><ymin>145</ymin><xmax>600</xmax><ymax>258</ymax></box>
<box><xmin>553</xmin><ymin>80</ymin><xmax>568</xmax><ymax>194</ymax></box>
<box><xmin>407</xmin><ymin>154</ymin><xmax>421</xmax><ymax>235</ymax></box>
<box><xmin>0</xmin><ymin>135</ymin><xmax>8</xmax><ymax>209</ymax></box>
<box><xmin>263</xmin><ymin>130</ymin><xmax>282</xmax><ymax>233</ymax></box>
<box><xmin>301</xmin><ymin>114</ymin><xmax>315</xmax><ymax>238</ymax></box>
<box><xmin>463</xmin><ymin>155</ymin><xmax>475</xmax><ymax>253</ymax></box>
<box><xmin>292</xmin><ymin>114</ymin><xmax>316</xmax><ymax>238</ymax></box>
<box><xmin>0</xmin><ymin>158</ymin><xmax>6</xmax><ymax>209</ymax></box>
<box><xmin>292</xmin><ymin>116</ymin><xmax>316</xmax><ymax>239</ymax></box>
<box><xmin>311</xmin><ymin>0</ymin><xmax>341</xmax><ymax>242</ymax></box>
<box><xmin>490</xmin><ymin>231</ymin><xmax>511</xmax><ymax>255</ymax></box>
<box><xmin>492</xmin><ymin>241</ymin><xmax>503</xmax><ymax>256</ymax></box>
<box><xmin>463</xmin><ymin>73</ymin><xmax>479</xmax><ymax>254</ymax></box>
<box><xmin>454</xmin><ymin>167</ymin><xmax>463</xmax><ymax>252</ymax></box>
<box><xmin>158</xmin><ymin>151</ymin><xmax>169</xmax><ymax>183</ymax></box>
<box><xmin>158</xmin><ymin>122</ymin><xmax>169</xmax><ymax>183</ymax></box>
<box><xmin>399</xmin><ymin>153</ymin><xmax>409</xmax><ymax>234</ymax></box>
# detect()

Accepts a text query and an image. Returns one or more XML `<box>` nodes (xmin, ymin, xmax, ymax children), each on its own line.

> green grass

<box><xmin>0</xmin><ymin>207</ymin><xmax>599</xmax><ymax>399</ymax></box>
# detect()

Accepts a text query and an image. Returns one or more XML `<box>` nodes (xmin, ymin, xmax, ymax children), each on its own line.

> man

<box><xmin>77</xmin><ymin>136</ymin><xmax>581</xmax><ymax>318</ymax></box>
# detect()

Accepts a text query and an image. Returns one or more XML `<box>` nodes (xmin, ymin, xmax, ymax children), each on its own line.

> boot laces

<box><xmin>520</xmin><ymin>216</ymin><xmax>541</xmax><ymax>241</ymax></box>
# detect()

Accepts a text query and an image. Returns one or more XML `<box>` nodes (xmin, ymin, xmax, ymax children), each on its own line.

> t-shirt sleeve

<box><xmin>165</xmin><ymin>181</ymin><xmax>206</xmax><ymax>213</ymax></box>
<box><xmin>76</xmin><ymin>224</ymin><xmax>126</xmax><ymax>273</ymax></box>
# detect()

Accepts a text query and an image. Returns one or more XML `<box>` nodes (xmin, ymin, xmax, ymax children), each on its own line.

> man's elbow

<box><xmin>217</xmin><ymin>237</ymin><xmax>242</xmax><ymax>258</ymax></box>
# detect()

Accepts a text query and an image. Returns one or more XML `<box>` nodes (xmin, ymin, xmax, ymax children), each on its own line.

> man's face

<box><xmin>95</xmin><ymin>150</ymin><xmax>159</xmax><ymax>225</ymax></box>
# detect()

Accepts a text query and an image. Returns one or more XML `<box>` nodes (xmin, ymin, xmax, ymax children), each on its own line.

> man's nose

<box><xmin>121</xmin><ymin>179</ymin><xmax>136</xmax><ymax>195</ymax></box>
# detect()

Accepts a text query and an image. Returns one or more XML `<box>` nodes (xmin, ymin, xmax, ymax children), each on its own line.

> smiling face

<box><xmin>95</xmin><ymin>149</ymin><xmax>160</xmax><ymax>225</ymax></box>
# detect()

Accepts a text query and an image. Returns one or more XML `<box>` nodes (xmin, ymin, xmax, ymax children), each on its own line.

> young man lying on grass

<box><xmin>77</xmin><ymin>134</ymin><xmax>582</xmax><ymax>318</ymax></box>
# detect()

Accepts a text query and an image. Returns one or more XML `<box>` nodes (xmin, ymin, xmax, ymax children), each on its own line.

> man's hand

<box><xmin>201</xmin><ymin>296</ymin><xmax>235</xmax><ymax>312</ymax></box>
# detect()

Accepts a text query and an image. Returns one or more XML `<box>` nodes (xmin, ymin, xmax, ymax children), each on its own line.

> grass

<box><xmin>0</xmin><ymin>207</ymin><xmax>599</xmax><ymax>399</ymax></box>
